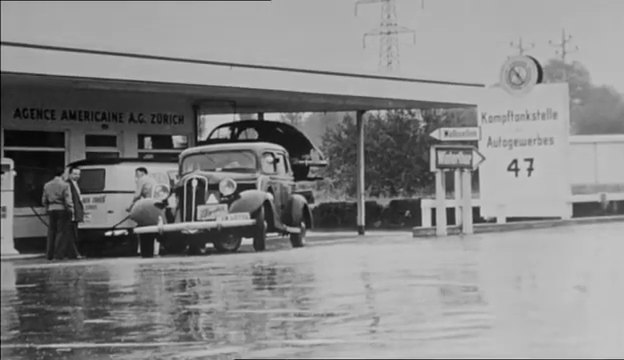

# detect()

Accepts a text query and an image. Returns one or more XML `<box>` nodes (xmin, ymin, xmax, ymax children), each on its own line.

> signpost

<box><xmin>424</xmin><ymin>55</ymin><xmax>570</xmax><ymax>236</ymax></box>
<box><xmin>429</xmin><ymin>144</ymin><xmax>485</xmax><ymax>236</ymax></box>
<box><xmin>478</xmin><ymin>58</ymin><xmax>571</xmax><ymax>221</ymax></box>
<box><xmin>429</xmin><ymin>127</ymin><xmax>480</xmax><ymax>142</ymax></box>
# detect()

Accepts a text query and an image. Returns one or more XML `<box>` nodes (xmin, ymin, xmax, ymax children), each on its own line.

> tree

<box><xmin>542</xmin><ymin>59</ymin><xmax>624</xmax><ymax>135</ymax></box>
<box><xmin>319</xmin><ymin>108</ymin><xmax>476</xmax><ymax>198</ymax></box>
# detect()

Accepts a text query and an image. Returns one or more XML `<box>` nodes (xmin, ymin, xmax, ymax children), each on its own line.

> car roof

<box><xmin>180</xmin><ymin>141</ymin><xmax>287</xmax><ymax>158</ymax></box>
<box><xmin>68</xmin><ymin>158</ymin><xmax>178</xmax><ymax>167</ymax></box>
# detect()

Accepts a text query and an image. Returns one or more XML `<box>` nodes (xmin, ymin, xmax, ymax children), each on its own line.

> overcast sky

<box><xmin>2</xmin><ymin>0</ymin><xmax>623</xmax><ymax>92</ymax></box>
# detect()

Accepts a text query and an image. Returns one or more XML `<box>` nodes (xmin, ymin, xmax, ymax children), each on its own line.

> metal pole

<box><xmin>192</xmin><ymin>105</ymin><xmax>200</xmax><ymax>146</ymax></box>
<box><xmin>461</xmin><ymin>169</ymin><xmax>473</xmax><ymax>234</ymax></box>
<box><xmin>435</xmin><ymin>170</ymin><xmax>447</xmax><ymax>236</ymax></box>
<box><xmin>454</xmin><ymin>169</ymin><xmax>462</xmax><ymax>226</ymax></box>
<box><xmin>356</xmin><ymin>110</ymin><xmax>366</xmax><ymax>235</ymax></box>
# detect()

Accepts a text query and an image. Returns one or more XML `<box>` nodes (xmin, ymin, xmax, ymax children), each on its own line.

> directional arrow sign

<box><xmin>429</xmin><ymin>127</ymin><xmax>481</xmax><ymax>141</ymax></box>
<box><xmin>431</xmin><ymin>145</ymin><xmax>486</xmax><ymax>171</ymax></box>
<box><xmin>471</xmin><ymin>148</ymin><xmax>486</xmax><ymax>170</ymax></box>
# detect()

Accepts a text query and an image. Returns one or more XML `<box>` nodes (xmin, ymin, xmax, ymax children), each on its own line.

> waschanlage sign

<box><xmin>477</xmin><ymin>82</ymin><xmax>571</xmax><ymax>218</ymax></box>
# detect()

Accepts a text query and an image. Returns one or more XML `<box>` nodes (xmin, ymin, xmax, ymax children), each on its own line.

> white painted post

<box><xmin>454</xmin><ymin>169</ymin><xmax>462</xmax><ymax>226</ymax></box>
<box><xmin>421</xmin><ymin>200</ymin><xmax>432</xmax><ymax>228</ymax></box>
<box><xmin>462</xmin><ymin>169</ymin><xmax>473</xmax><ymax>234</ymax></box>
<box><xmin>435</xmin><ymin>170</ymin><xmax>447</xmax><ymax>236</ymax></box>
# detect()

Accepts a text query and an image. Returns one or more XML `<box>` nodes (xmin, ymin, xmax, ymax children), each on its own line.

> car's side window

<box><xmin>237</xmin><ymin>128</ymin><xmax>259</xmax><ymax>140</ymax></box>
<box><xmin>275</xmin><ymin>152</ymin><xmax>288</xmax><ymax>176</ymax></box>
<box><xmin>280</xmin><ymin>153</ymin><xmax>291</xmax><ymax>174</ymax></box>
<box><xmin>261</xmin><ymin>152</ymin><xmax>277</xmax><ymax>174</ymax></box>
<box><xmin>210</xmin><ymin>126</ymin><xmax>232</xmax><ymax>140</ymax></box>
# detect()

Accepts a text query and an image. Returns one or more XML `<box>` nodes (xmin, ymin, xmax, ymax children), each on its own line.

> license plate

<box><xmin>216</xmin><ymin>212</ymin><xmax>251</xmax><ymax>222</ymax></box>
<box><xmin>197</xmin><ymin>204</ymin><xmax>228</xmax><ymax>221</ymax></box>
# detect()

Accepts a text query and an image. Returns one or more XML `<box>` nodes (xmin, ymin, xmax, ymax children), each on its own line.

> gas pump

<box><xmin>1</xmin><ymin>158</ymin><xmax>18</xmax><ymax>255</ymax></box>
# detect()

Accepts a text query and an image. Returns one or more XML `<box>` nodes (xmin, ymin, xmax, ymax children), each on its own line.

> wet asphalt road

<box><xmin>2</xmin><ymin>223</ymin><xmax>624</xmax><ymax>359</ymax></box>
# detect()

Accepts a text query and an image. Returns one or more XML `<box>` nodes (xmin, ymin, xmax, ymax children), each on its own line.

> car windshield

<box><xmin>181</xmin><ymin>150</ymin><xmax>257</xmax><ymax>175</ymax></box>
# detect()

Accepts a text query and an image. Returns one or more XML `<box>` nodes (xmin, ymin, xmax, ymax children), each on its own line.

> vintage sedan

<box><xmin>131</xmin><ymin>123</ymin><xmax>327</xmax><ymax>255</ymax></box>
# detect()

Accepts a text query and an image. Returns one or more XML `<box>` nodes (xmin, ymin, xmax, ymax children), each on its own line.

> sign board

<box><xmin>477</xmin><ymin>82</ymin><xmax>571</xmax><ymax>218</ymax></box>
<box><xmin>429</xmin><ymin>127</ymin><xmax>480</xmax><ymax>141</ymax></box>
<box><xmin>431</xmin><ymin>145</ymin><xmax>485</xmax><ymax>171</ymax></box>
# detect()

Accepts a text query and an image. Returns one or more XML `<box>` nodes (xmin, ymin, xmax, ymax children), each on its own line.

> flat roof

<box><xmin>1</xmin><ymin>41</ymin><xmax>485</xmax><ymax>113</ymax></box>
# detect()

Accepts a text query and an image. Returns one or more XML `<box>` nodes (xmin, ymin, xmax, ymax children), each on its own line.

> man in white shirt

<box><xmin>126</xmin><ymin>167</ymin><xmax>158</xmax><ymax>212</ymax></box>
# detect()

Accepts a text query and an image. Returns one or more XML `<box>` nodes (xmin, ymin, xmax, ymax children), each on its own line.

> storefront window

<box><xmin>85</xmin><ymin>134</ymin><xmax>119</xmax><ymax>161</ymax></box>
<box><xmin>4</xmin><ymin>130</ymin><xmax>66</xmax><ymax>208</ymax></box>
<box><xmin>5</xmin><ymin>130</ymin><xmax>65</xmax><ymax>148</ymax></box>
<box><xmin>138</xmin><ymin>135</ymin><xmax>188</xmax><ymax>150</ymax></box>
<box><xmin>85</xmin><ymin>135</ymin><xmax>117</xmax><ymax>147</ymax></box>
<box><xmin>138</xmin><ymin>134</ymin><xmax>188</xmax><ymax>163</ymax></box>
<box><xmin>4</xmin><ymin>151</ymin><xmax>66</xmax><ymax>207</ymax></box>
<box><xmin>138</xmin><ymin>153</ymin><xmax>180</xmax><ymax>162</ymax></box>
<box><xmin>86</xmin><ymin>152</ymin><xmax>120</xmax><ymax>160</ymax></box>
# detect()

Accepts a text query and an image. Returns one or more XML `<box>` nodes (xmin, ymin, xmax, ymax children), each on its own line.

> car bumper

<box><xmin>132</xmin><ymin>218</ymin><xmax>257</xmax><ymax>235</ymax></box>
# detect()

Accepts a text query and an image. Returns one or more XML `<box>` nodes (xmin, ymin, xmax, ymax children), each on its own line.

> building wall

<box><xmin>1</xmin><ymin>84</ymin><xmax>197</xmax><ymax>241</ymax></box>
<box><xmin>569</xmin><ymin>135</ymin><xmax>624</xmax><ymax>191</ymax></box>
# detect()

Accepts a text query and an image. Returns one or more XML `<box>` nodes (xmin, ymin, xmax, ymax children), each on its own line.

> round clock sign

<box><xmin>499</xmin><ymin>55</ymin><xmax>543</xmax><ymax>96</ymax></box>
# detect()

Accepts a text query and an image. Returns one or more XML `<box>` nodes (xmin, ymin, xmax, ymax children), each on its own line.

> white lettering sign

<box><xmin>478</xmin><ymin>83</ymin><xmax>571</xmax><ymax>218</ymax></box>
<box><xmin>437</xmin><ymin>149</ymin><xmax>472</xmax><ymax>167</ymax></box>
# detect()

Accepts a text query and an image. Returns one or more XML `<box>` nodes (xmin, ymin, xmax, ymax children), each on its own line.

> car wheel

<box><xmin>139</xmin><ymin>235</ymin><xmax>155</xmax><ymax>258</ymax></box>
<box><xmin>253</xmin><ymin>206</ymin><xmax>267</xmax><ymax>252</ymax></box>
<box><xmin>213</xmin><ymin>234</ymin><xmax>242</xmax><ymax>253</ymax></box>
<box><xmin>289</xmin><ymin>220</ymin><xmax>307</xmax><ymax>248</ymax></box>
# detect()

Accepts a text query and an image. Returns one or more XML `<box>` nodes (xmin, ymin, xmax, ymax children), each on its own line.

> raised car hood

<box><xmin>204</xmin><ymin>120</ymin><xmax>326</xmax><ymax>163</ymax></box>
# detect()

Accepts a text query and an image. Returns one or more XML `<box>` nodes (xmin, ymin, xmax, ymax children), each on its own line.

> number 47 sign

<box><xmin>507</xmin><ymin>158</ymin><xmax>534</xmax><ymax>177</ymax></box>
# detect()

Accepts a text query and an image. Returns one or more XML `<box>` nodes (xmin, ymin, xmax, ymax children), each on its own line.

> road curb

<box><xmin>1</xmin><ymin>254</ymin><xmax>46</xmax><ymax>261</ymax></box>
<box><xmin>412</xmin><ymin>215</ymin><xmax>624</xmax><ymax>237</ymax></box>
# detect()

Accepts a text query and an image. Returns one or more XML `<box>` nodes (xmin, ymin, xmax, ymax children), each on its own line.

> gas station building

<box><xmin>0</xmin><ymin>40</ymin><xmax>484</xmax><ymax>250</ymax></box>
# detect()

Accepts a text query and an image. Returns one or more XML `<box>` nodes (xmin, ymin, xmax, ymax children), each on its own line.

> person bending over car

<box><xmin>126</xmin><ymin>167</ymin><xmax>158</xmax><ymax>212</ymax></box>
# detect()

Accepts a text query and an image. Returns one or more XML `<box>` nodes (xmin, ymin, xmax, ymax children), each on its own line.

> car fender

<box><xmin>283</xmin><ymin>194</ymin><xmax>312</xmax><ymax>228</ymax></box>
<box><xmin>129</xmin><ymin>198</ymin><xmax>167</xmax><ymax>226</ymax></box>
<box><xmin>229</xmin><ymin>190</ymin><xmax>272</xmax><ymax>214</ymax></box>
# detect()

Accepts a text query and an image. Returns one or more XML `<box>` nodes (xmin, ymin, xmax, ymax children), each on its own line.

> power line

<box><xmin>548</xmin><ymin>28</ymin><xmax>579</xmax><ymax>63</ymax></box>
<box><xmin>509</xmin><ymin>37</ymin><xmax>535</xmax><ymax>56</ymax></box>
<box><xmin>355</xmin><ymin>0</ymin><xmax>423</xmax><ymax>73</ymax></box>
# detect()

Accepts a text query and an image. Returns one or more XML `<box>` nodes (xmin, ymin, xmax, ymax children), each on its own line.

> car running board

<box><xmin>284</xmin><ymin>226</ymin><xmax>302</xmax><ymax>234</ymax></box>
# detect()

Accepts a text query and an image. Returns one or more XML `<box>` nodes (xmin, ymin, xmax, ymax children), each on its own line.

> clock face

<box><xmin>499</xmin><ymin>56</ymin><xmax>542</xmax><ymax>95</ymax></box>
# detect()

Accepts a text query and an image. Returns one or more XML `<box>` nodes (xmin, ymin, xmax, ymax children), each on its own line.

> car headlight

<box><xmin>152</xmin><ymin>184</ymin><xmax>170</xmax><ymax>201</ymax></box>
<box><xmin>219</xmin><ymin>178</ymin><xmax>237</xmax><ymax>196</ymax></box>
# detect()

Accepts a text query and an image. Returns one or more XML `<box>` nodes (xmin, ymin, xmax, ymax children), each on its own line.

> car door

<box><xmin>260</xmin><ymin>150</ymin><xmax>288</xmax><ymax>214</ymax></box>
<box><xmin>274</xmin><ymin>151</ymin><xmax>294</xmax><ymax>211</ymax></box>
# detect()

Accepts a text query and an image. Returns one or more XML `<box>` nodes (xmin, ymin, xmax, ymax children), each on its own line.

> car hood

<box><xmin>203</xmin><ymin>120</ymin><xmax>325</xmax><ymax>162</ymax></box>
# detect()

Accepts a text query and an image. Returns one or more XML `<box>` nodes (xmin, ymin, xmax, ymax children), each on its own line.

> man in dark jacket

<box><xmin>41</xmin><ymin>167</ymin><xmax>74</xmax><ymax>260</ymax></box>
<box><xmin>66</xmin><ymin>166</ymin><xmax>84</xmax><ymax>258</ymax></box>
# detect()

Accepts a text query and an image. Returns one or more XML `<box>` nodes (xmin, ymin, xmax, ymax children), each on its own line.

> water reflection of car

<box><xmin>131</xmin><ymin>120</ymin><xmax>328</xmax><ymax>255</ymax></box>
<box><xmin>71</xmin><ymin>158</ymin><xmax>178</xmax><ymax>257</ymax></box>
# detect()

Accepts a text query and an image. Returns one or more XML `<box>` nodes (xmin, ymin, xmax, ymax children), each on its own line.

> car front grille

<box><xmin>180</xmin><ymin>178</ymin><xmax>257</xmax><ymax>222</ymax></box>
<box><xmin>183</xmin><ymin>175</ymin><xmax>207</xmax><ymax>222</ymax></box>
